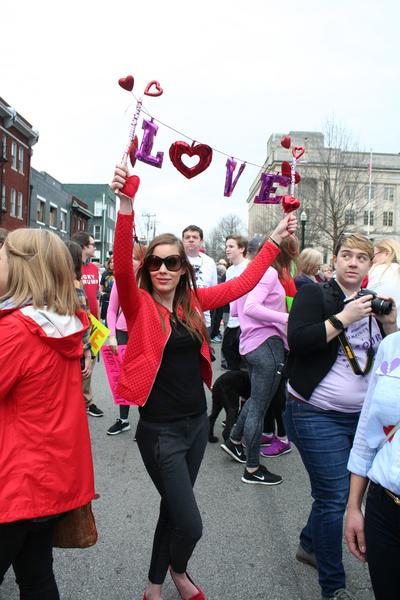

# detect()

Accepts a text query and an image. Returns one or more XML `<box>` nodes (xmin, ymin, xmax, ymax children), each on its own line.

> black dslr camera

<box><xmin>348</xmin><ymin>288</ymin><xmax>393</xmax><ymax>316</ymax></box>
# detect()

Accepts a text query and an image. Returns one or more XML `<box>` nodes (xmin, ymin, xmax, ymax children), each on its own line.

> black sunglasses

<box><xmin>145</xmin><ymin>254</ymin><xmax>183</xmax><ymax>272</ymax></box>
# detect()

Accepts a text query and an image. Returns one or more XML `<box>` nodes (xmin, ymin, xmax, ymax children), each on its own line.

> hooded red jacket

<box><xmin>0</xmin><ymin>306</ymin><xmax>95</xmax><ymax>524</ymax></box>
<box><xmin>114</xmin><ymin>212</ymin><xmax>280</xmax><ymax>405</ymax></box>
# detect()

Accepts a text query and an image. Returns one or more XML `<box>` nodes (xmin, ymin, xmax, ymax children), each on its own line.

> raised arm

<box><xmin>196</xmin><ymin>216</ymin><xmax>297</xmax><ymax>311</ymax></box>
<box><xmin>111</xmin><ymin>165</ymin><xmax>141</xmax><ymax>326</ymax></box>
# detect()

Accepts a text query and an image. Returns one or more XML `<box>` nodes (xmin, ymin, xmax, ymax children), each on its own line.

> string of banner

<box><xmin>117</xmin><ymin>75</ymin><xmax>305</xmax><ymax>213</ymax></box>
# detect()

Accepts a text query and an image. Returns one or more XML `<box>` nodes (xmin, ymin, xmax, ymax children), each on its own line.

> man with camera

<box><xmin>283</xmin><ymin>233</ymin><xmax>397</xmax><ymax>600</ymax></box>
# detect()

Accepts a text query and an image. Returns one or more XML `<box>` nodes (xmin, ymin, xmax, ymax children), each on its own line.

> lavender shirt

<box><xmin>288</xmin><ymin>316</ymin><xmax>382</xmax><ymax>413</ymax></box>
<box><xmin>231</xmin><ymin>267</ymin><xmax>288</xmax><ymax>356</ymax></box>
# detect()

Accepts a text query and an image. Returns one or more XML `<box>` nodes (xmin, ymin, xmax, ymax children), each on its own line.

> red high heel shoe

<box><xmin>169</xmin><ymin>570</ymin><xmax>205</xmax><ymax>600</ymax></box>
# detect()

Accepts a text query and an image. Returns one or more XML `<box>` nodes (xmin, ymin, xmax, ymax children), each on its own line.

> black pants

<box><xmin>210</xmin><ymin>307</ymin><xmax>223</xmax><ymax>339</ymax></box>
<box><xmin>116</xmin><ymin>329</ymin><xmax>130</xmax><ymax>420</ymax></box>
<box><xmin>136</xmin><ymin>412</ymin><xmax>208</xmax><ymax>584</ymax></box>
<box><xmin>365</xmin><ymin>482</ymin><xmax>400</xmax><ymax>600</ymax></box>
<box><xmin>0</xmin><ymin>518</ymin><xmax>59</xmax><ymax>600</ymax></box>
<box><xmin>221</xmin><ymin>326</ymin><xmax>242</xmax><ymax>370</ymax></box>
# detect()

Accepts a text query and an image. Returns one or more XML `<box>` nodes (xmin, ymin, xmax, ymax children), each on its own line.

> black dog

<box><xmin>208</xmin><ymin>370</ymin><xmax>251</xmax><ymax>443</ymax></box>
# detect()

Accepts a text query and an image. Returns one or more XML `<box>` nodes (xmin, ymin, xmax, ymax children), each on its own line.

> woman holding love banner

<box><xmin>111</xmin><ymin>163</ymin><xmax>297</xmax><ymax>600</ymax></box>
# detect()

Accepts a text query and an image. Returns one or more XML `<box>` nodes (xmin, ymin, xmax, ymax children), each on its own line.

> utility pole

<box><xmin>141</xmin><ymin>212</ymin><xmax>156</xmax><ymax>243</ymax></box>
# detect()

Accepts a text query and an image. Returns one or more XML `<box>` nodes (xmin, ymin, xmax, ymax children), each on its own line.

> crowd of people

<box><xmin>0</xmin><ymin>166</ymin><xmax>400</xmax><ymax>600</ymax></box>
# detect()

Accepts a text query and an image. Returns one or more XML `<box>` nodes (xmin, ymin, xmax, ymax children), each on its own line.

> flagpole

<box><xmin>367</xmin><ymin>148</ymin><xmax>373</xmax><ymax>237</ymax></box>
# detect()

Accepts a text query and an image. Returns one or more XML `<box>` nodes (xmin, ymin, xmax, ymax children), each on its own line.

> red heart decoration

<box><xmin>120</xmin><ymin>175</ymin><xmax>140</xmax><ymax>199</ymax></box>
<box><xmin>281</xmin><ymin>194</ymin><xmax>300</xmax><ymax>213</ymax></box>
<box><xmin>292</xmin><ymin>146</ymin><xmax>305</xmax><ymax>160</ymax></box>
<box><xmin>281</xmin><ymin>161</ymin><xmax>301</xmax><ymax>183</ymax></box>
<box><xmin>281</xmin><ymin>161</ymin><xmax>291</xmax><ymax>177</ymax></box>
<box><xmin>169</xmin><ymin>141</ymin><xmax>213</xmax><ymax>179</ymax></box>
<box><xmin>281</xmin><ymin>136</ymin><xmax>291</xmax><ymax>149</ymax></box>
<box><xmin>128</xmin><ymin>136</ymin><xmax>138</xmax><ymax>169</ymax></box>
<box><xmin>118</xmin><ymin>75</ymin><xmax>134</xmax><ymax>92</ymax></box>
<box><xmin>144</xmin><ymin>80</ymin><xmax>163</xmax><ymax>97</ymax></box>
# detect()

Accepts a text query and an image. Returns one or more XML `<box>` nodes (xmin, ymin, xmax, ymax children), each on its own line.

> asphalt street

<box><xmin>2</xmin><ymin>345</ymin><xmax>374</xmax><ymax>600</ymax></box>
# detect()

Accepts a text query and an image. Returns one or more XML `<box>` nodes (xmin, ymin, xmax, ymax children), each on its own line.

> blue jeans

<box><xmin>283</xmin><ymin>396</ymin><xmax>359</xmax><ymax>597</ymax></box>
<box><xmin>231</xmin><ymin>336</ymin><xmax>284</xmax><ymax>468</ymax></box>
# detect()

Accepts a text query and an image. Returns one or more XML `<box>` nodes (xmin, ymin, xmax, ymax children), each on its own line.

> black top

<box><xmin>139</xmin><ymin>317</ymin><xmax>206</xmax><ymax>422</ymax></box>
<box><xmin>287</xmin><ymin>279</ymin><xmax>384</xmax><ymax>399</ymax></box>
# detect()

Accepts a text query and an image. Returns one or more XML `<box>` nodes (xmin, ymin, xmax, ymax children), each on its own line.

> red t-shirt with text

<box><xmin>81</xmin><ymin>263</ymin><xmax>99</xmax><ymax>319</ymax></box>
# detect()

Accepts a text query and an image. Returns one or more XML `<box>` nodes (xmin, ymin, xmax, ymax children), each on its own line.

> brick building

<box><xmin>0</xmin><ymin>97</ymin><xmax>39</xmax><ymax>231</ymax></box>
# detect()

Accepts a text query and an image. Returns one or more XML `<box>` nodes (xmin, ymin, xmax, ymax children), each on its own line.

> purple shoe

<box><xmin>260</xmin><ymin>438</ymin><xmax>292</xmax><ymax>457</ymax></box>
<box><xmin>260</xmin><ymin>433</ymin><xmax>275</xmax><ymax>447</ymax></box>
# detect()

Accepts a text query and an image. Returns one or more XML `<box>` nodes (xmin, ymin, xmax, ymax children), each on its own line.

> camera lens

<box><xmin>371</xmin><ymin>298</ymin><xmax>393</xmax><ymax>315</ymax></box>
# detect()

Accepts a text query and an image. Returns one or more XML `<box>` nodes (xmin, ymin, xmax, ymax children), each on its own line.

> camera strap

<box><xmin>337</xmin><ymin>316</ymin><xmax>374</xmax><ymax>376</ymax></box>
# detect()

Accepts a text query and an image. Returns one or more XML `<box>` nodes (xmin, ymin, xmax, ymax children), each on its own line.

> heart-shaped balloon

<box><xmin>281</xmin><ymin>136</ymin><xmax>291</xmax><ymax>149</ymax></box>
<box><xmin>292</xmin><ymin>146</ymin><xmax>305</xmax><ymax>160</ymax></box>
<box><xmin>169</xmin><ymin>141</ymin><xmax>213</xmax><ymax>179</ymax></box>
<box><xmin>281</xmin><ymin>194</ymin><xmax>300</xmax><ymax>213</ymax></box>
<box><xmin>120</xmin><ymin>175</ymin><xmax>140</xmax><ymax>199</ymax></box>
<box><xmin>118</xmin><ymin>75</ymin><xmax>134</xmax><ymax>92</ymax></box>
<box><xmin>281</xmin><ymin>161</ymin><xmax>301</xmax><ymax>183</ymax></box>
<box><xmin>128</xmin><ymin>136</ymin><xmax>138</xmax><ymax>169</ymax></box>
<box><xmin>144</xmin><ymin>80</ymin><xmax>163</xmax><ymax>97</ymax></box>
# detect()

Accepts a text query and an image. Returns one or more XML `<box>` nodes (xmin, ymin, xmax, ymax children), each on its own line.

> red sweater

<box><xmin>114</xmin><ymin>212</ymin><xmax>280</xmax><ymax>406</ymax></box>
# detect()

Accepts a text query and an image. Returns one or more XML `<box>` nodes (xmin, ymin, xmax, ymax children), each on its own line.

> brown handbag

<box><xmin>53</xmin><ymin>501</ymin><xmax>98</xmax><ymax>549</ymax></box>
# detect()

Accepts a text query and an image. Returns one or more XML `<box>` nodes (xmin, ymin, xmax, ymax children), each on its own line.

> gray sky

<box><xmin>2</xmin><ymin>0</ymin><xmax>399</xmax><ymax>240</ymax></box>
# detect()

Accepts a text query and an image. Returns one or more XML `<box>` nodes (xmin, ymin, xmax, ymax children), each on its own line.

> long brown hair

<box><xmin>138</xmin><ymin>233</ymin><xmax>208</xmax><ymax>342</ymax></box>
<box><xmin>273</xmin><ymin>236</ymin><xmax>299</xmax><ymax>279</ymax></box>
<box><xmin>1</xmin><ymin>229</ymin><xmax>79</xmax><ymax>315</ymax></box>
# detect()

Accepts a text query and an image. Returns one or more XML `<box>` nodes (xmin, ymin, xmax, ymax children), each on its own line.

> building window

<box><xmin>108</xmin><ymin>203</ymin><xmax>115</xmax><ymax>221</ymax></box>
<box><xmin>383</xmin><ymin>211</ymin><xmax>394</xmax><ymax>227</ymax></box>
<box><xmin>18</xmin><ymin>147</ymin><xmax>24</xmax><ymax>174</ymax></box>
<box><xmin>10</xmin><ymin>188</ymin><xmax>16</xmax><ymax>217</ymax></box>
<box><xmin>364</xmin><ymin>210</ymin><xmax>374</xmax><ymax>226</ymax></box>
<box><xmin>49</xmin><ymin>204</ymin><xmax>57</xmax><ymax>228</ymax></box>
<box><xmin>1</xmin><ymin>184</ymin><xmax>5</xmax><ymax>210</ymax></box>
<box><xmin>60</xmin><ymin>209</ymin><xmax>67</xmax><ymax>232</ymax></box>
<box><xmin>93</xmin><ymin>224</ymin><xmax>102</xmax><ymax>241</ymax></box>
<box><xmin>11</xmin><ymin>142</ymin><xmax>17</xmax><ymax>170</ymax></box>
<box><xmin>94</xmin><ymin>200</ymin><xmax>103</xmax><ymax>216</ymax></box>
<box><xmin>345</xmin><ymin>210</ymin><xmax>355</xmax><ymax>225</ymax></box>
<box><xmin>17</xmin><ymin>192</ymin><xmax>23</xmax><ymax>220</ymax></box>
<box><xmin>344</xmin><ymin>185</ymin><xmax>355</xmax><ymax>199</ymax></box>
<box><xmin>37</xmin><ymin>197</ymin><xmax>46</xmax><ymax>223</ymax></box>
<box><xmin>384</xmin><ymin>186</ymin><xmax>395</xmax><ymax>202</ymax></box>
<box><xmin>107</xmin><ymin>227</ymin><xmax>114</xmax><ymax>244</ymax></box>
<box><xmin>1</xmin><ymin>136</ymin><xmax>6</xmax><ymax>159</ymax></box>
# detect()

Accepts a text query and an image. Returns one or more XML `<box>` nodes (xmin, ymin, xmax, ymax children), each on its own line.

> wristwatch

<box><xmin>328</xmin><ymin>315</ymin><xmax>345</xmax><ymax>331</ymax></box>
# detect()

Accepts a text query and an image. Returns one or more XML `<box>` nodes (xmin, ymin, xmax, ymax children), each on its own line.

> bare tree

<box><xmin>299</xmin><ymin>119</ymin><xmax>377</xmax><ymax>254</ymax></box>
<box><xmin>205</xmin><ymin>213</ymin><xmax>247</xmax><ymax>259</ymax></box>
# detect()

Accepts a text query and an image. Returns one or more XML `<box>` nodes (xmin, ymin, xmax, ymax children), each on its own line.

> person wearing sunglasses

<box><xmin>111</xmin><ymin>164</ymin><xmax>297</xmax><ymax>600</ymax></box>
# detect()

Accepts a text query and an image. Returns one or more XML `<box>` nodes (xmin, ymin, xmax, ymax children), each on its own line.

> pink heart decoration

<box><xmin>120</xmin><ymin>175</ymin><xmax>140</xmax><ymax>199</ymax></box>
<box><xmin>281</xmin><ymin>136</ymin><xmax>291</xmax><ymax>149</ymax></box>
<box><xmin>118</xmin><ymin>75</ymin><xmax>134</xmax><ymax>91</ymax></box>
<box><xmin>292</xmin><ymin>146</ymin><xmax>305</xmax><ymax>160</ymax></box>
<box><xmin>282</xmin><ymin>195</ymin><xmax>300</xmax><ymax>213</ymax></box>
<box><xmin>144</xmin><ymin>80</ymin><xmax>163</xmax><ymax>97</ymax></box>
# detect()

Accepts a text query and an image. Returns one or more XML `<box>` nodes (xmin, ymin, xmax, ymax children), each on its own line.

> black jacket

<box><xmin>287</xmin><ymin>279</ymin><xmax>377</xmax><ymax>399</ymax></box>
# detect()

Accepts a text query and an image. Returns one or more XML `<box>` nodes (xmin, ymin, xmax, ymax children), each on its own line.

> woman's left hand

<box><xmin>82</xmin><ymin>355</ymin><xmax>93</xmax><ymax>379</ymax></box>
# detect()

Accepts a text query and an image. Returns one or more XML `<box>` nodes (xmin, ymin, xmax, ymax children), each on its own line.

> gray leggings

<box><xmin>231</xmin><ymin>335</ymin><xmax>284</xmax><ymax>468</ymax></box>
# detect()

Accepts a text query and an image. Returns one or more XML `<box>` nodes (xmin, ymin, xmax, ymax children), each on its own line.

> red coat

<box><xmin>114</xmin><ymin>212</ymin><xmax>280</xmax><ymax>405</ymax></box>
<box><xmin>0</xmin><ymin>306</ymin><xmax>95</xmax><ymax>524</ymax></box>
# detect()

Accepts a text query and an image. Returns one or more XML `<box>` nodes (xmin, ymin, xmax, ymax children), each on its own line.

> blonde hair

<box><xmin>334</xmin><ymin>233</ymin><xmax>374</xmax><ymax>260</ymax></box>
<box><xmin>297</xmin><ymin>248</ymin><xmax>323</xmax><ymax>276</ymax></box>
<box><xmin>374</xmin><ymin>239</ymin><xmax>400</xmax><ymax>265</ymax></box>
<box><xmin>1</xmin><ymin>228</ymin><xmax>80</xmax><ymax>315</ymax></box>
